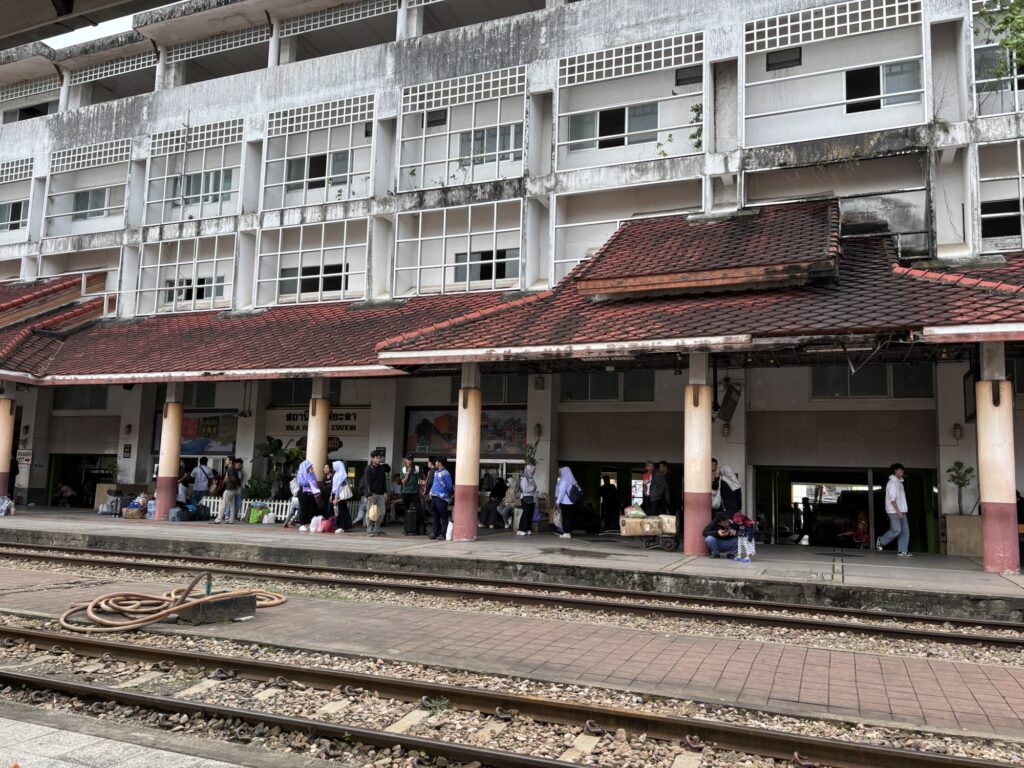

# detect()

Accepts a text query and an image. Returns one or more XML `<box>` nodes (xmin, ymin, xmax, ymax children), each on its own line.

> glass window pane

<box><xmin>270</xmin><ymin>380</ymin><xmax>293</xmax><ymax>406</ymax></box>
<box><xmin>882</xmin><ymin>60</ymin><xmax>921</xmax><ymax>106</ymax></box>
<box><xmin>560</xmin><ymin>372</ymin><xmax>589</xmax><ymax>401</ymax></box>
<box><xmin>589</xmin><ymin>372</ymin><xmax>620</xmax><ymax>400</ymax></box>
<box><xmin>622</xmin><ymin>370</ymin><xmax>655</xmax><ymax>402</ymax></box>
<box><xmin>811</xmin><ymin>366</ymin><xmax>848</xmax><ymax>398</ymax></box>
<box><xmin>481</xmin><ymin>374</ymin><xmax>504</xmax><ymax>404</ymax></box>
<box><xmin>506</xmin><ymin>374</ymin><xmax>528</xmax><ymax>404</ymax></box>
<box><xmin>627</xmin><ymin>103</ymin><xmax>658</xmax><ymax>144</ymax></box>
<box><xmin>892</xmin><ymin>364</ymin><xmax>934</xmax><ymax>398</ymax></box>
<box><xmin>849</xmin><ymin>365</ymin><xmax>888</xmax><ymax>397</ymax></box>
<box><xmin>569</xmin><ymin>113</ymin><xmax>596</xmax><ymax>150</ymax></box>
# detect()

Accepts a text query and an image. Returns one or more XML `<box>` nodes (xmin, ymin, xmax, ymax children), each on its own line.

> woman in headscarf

<box><xmin>719</xmin><ymin>465</ymin><xmax>742</xmax><ymax>516</ymax></box>
<box><xmin>295</xmin><ymin>459</ymin><xmax>321</xmax><ymax>531</ymax></box>
<box><xmin>554</xmin><ymin>465</ymin><xmax>580</xmax><ymax>538</ymax></box>
<box><xmin>516</xmin><ymin>464</ymin><xmax>538</xmax><ymax>536</ymax></box>
<box><xmin>330</xmin><ymin>459</ymin><xmax>353</xmax><ymax>532</ymax></box>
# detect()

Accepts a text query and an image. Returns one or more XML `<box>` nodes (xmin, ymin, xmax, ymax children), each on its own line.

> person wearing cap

<box><xmin>363</xmin><ymin>449</ymin><xmax>390</xmax><ymax>537</ymax></box>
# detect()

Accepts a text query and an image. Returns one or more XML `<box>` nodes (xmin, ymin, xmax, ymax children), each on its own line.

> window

<box><xmin>0</xmin><ymin>200</ymin><xmax>26</xmax><ymax>232</ymax></box>
<box><xmin>766</xmin><ymin>47</ymin><xmax>801</xmax><ymax>71</ymax></box>
<box><xmin>981</xmin><ymin>200</ymin><xmax>1021</xmax><ymax>238</ymax></box>
<box><xmin>135</xmin><ymin>235</ymin><xmax>235</xmax><ymax>315</ymax></box>
<box><xmin>675</xmin><ymin>65</ymin><xmax>702</xmax><ymax>87</ymax></box>
<box><xmin>811</xmin><ymin>365</ymin><xmax>933</xmax><ymax>398</ymax></box>
<box><xmin>256</xmin><ymin>220</ymin><xmax>368</xmax><ymax>306</ymax></box>
<box><xmin>458</xmin><ymin>125</ymin><xmax>523</xmax><ymax>166</ymax></box>
<box><xmin>164</xmin><ymin>275</ymin><xmax>226</xmax><ymax>303</ymax></box>
<box><xmin>286</xmin><ymin>153</ymin><xmax>348</xmax><ymax>193</ymax></box>
<box><xmin>53</xmin><ymin>385</ymin><xmax>108</xmax><ymax>410</ymax></box>
<box><xmin>845</xmin><ymin>60</ymin><xmax>920</xmax><ymax>113</ymax></box>
<box><xmin>567</xmin><ymin>102</ymin><xmax>660</xmax><ymax>150</ymax></box>
<box><xmin>270</xmin><ymin>378</ymin><xmax>344</xmax><ymax>407</ymax></box>
<box><xmin>155</xmin><ymin>382</ymin><xmax>217</xmax><ymax>408</ymax></box>
<box><xmin>180</xmin><ymin>168</ymin><xmax>235</xmax><ymax>205</ymax></box>
<box><xmin>453</xmin><ymin>249</ymin><xmax>520</xmax><ymax>283</ymax></box>
<box><xmin>452</xmin><ymin>374</ymin><xmax>529</xmax><ymax>405</ymax></box>
<box><xmin>72</xmin><ymin>188</ymin><xmax>110</xmax><ymax>220</ymax></box>
<box><xmin>425</xmin><ymin>109</ymin><xmax>448</xmax><ymax>128</ymax></box>
<box><xmin>559</xmin><ymin>370</ymin><xmax>656</xmax><ymax>402</ymax></box>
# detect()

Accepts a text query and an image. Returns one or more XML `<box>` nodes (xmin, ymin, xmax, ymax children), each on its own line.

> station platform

<box><xmin>1</xmin><ymin>508</ymin><xmax>1022</xmax><ymax>620</ymax></box>
<box><xmin>0</xmin><ymin>566</ymin><xmax>1022</xmax><ymax>741</ymax></box>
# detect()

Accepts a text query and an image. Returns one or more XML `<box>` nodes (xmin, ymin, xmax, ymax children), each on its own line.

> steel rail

<box><xmin>0</xmin><ymin>540</ymin><xmax>1017</xmax><ymax>631</ymax></box>
<box><xmin>0</xmin><ymin>545</ymin><xmax>1020</xmax><ymax>647</ymax></box>
<box><xmin>0</xmin><ymin>627</ymin><xmax>1012</xmax><ymax>768</ymax></box>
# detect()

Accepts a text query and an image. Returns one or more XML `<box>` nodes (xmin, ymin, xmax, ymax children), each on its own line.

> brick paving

<box><xmin>1</xmin><ymin>571</ymin><xmax>1022</xmax><ymax>738</ymax></box>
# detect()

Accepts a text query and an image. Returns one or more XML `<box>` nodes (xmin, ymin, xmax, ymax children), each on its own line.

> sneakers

<box><xmin>897</xmin><ymin>552</ymin><xmax>913</xmax><ymax>557</ymax></box>
<box><xmin>516</xmin><ymin>530</ymin><xmax>527</xmax><ymax>536</ymax></box>
<box><xmin>733</xmin><ymin>556</ymin><xmax>742</xmax><ymax>562</ymax></box>
<box><xmin>740</xmin><ymin>557</ymin><xmax>752</xmax><ymax>563</ymax></box>
<box><xmin>875</xmin><ymin>537</ymin><xmax>883</xmax><ymax>551</ymax></box>
<box><xmin>526</xmin><ymin>530</ymin><xmax>532</xmax><ymax>535</ymax></box>
<box><xmin>298</xmin><ymin>525</ymin><xmax>308</xmax><ymax>532</ymax></box>
<box><xmin>559</xmin><ymin>532</ymin><xmax>571</xmax><ymax>539</ymax></box>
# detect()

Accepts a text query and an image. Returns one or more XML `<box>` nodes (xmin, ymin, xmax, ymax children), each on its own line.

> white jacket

<box><xmin>884</xmin><ymin>474</ymin><xmax>908</xmax><ymax>515</ymax></box>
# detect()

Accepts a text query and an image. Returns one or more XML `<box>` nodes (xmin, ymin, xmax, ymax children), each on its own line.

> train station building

<box><xmin>0</xmin><ymin>0</ymin><xmax>1020</xmax><ymax>572</ymax></box>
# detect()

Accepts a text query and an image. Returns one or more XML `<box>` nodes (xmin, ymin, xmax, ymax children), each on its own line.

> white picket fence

<box><xmin>204</xmin><ymin>497</ymin><xmax>291</xmax><ymax>523</ymax></box>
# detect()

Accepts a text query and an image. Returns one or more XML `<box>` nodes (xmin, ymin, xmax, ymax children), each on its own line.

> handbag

<box><xmin>338</xmin><ymin>480</ymin><xmax>353</xmax><ymax>501</ymax></box>
<box><xmin>532</xmin><ymin>508</ymin><xmax>542</xmax><ymax>523</ymax></box>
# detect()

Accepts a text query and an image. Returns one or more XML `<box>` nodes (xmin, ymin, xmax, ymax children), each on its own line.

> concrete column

<box><xmin>156</xmin><ymin>383</ymin><xmax>183</xmax><ymax>521</ymax></box>
<box><xmin>454</xmin><ymin>363</ymin><xmax>482</xmax><ymax>542</ymax></box>
<box><xmin>976</xmin><ymin>342</ymin><xmax>1020</xmax><ymax>573</ymax></box>
<box><xmin>0</xmin><ymin>397</ymin><xmax>15</xmax><ymax>497</ymax></box>
<box><xmin>267</xmin><ymin>18</ymin><xmax>281</xmax><ymax>67</ymax></box>
<box><xmin>307</xmin><ymin>378</ymin><xmax>330</xmax><ymax>481</ymax></box>
<box><xmin>396</xmin><ymin>4</ymin><xmax>423</xmax><ymax>40</ymax></box>
<box><xmin>57</xmin><ymin>71</ymin><xmax>70</xmax><ymax>112</ymax></box>
<box><xmin>683</xmin><ymin>353</ymin><xmax>712</xmax><ymax>555</ymax></box>
<box><xmin>154</xmin><ymin>47</ymin><xmax>166</xmax><ymax>89</ymax></box>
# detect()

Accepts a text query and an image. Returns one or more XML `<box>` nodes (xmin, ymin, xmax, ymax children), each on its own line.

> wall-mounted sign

<box><xmin>152</xmin><ymin>410</ymin><xmax>238</xmax><ymax>456</ymax></box>
<box><xmin>16</xmin><ymin>449</ymin><xmax>31</xmax><ymax>465</ymax></box>
<box><xmin>122</xmin><ymin>444</ymin><xmax>132</xmax><ymax>459</ymax></box>
<box><xmin>265</xmin><ymin>407</ymin><xmax>369</xmax><ymax>439</ymax></box>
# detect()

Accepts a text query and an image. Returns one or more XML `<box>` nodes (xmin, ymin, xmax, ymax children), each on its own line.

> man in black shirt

<box><xmin>362</xmin><ymin>450</ymin><xmax>390</xmax><ymax>536</ymax></box>
<box><xmin>702</xmin><ymin>515</ymin><xmax>738</xmax><ymax>558</ymax></box>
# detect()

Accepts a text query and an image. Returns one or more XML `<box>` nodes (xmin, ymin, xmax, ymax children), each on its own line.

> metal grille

<box><xmin>403</xmin><ymin>66</ymin><xmax>527</xmax><ymax>113</ymax></box>
<box><xmin>70</xmin><ymin>51</ymin><xmax>157</xmax><ymax>85</ymax></box>
<box><xmin>558</xmin><ymin>35</ymin><xmax>703</xmax><ymax>88</ymax></box>
<box><xmin>267</xmin><ymin>94</ymin><xmax>374</xmax><ymax>137</ymax></box>
<box><xmin>745</xmin><ymin>0</ymin><xmax>922</xmax><ymax>54</ymax></box>
<box><xmin>151</xmin><ymin>118</ymin><xmax>245</xmax><ymax>156</ymax></box>
<box><xmin>281</xmin><ymin>0</ymin><xmax>399</xmax><ymax>37</ymax></box>
<box><xmin>0</xmin><ymin>75</ymin><xmax>60</xmax><ymax>104</ymax></box>
<box><xmin>50</xmin><ymin>139</ymin><xmax>131</xmax><ymax>174</ymax></box>
<box><xmin>166</xmin><ymin>24</ymin><xmax>271</xmax><ymax>64</ymax></box>
<box><xmin>0</xmin><ymin>158</ymin><xmax>33</xmax><ymax>184</ymax></box>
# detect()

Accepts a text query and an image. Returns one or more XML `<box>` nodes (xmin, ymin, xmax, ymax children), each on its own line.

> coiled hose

<box><xmin>59</xmin><ymin>571</ymin><xmax>286</xmax><ymax>633</ymax></box>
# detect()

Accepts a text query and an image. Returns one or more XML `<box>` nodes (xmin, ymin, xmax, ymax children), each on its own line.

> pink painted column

<box><xmin>156</xmin><ymin>383</ymin><xmax>183</xmax><ymax>521</ymax></box>
<box><xmin>0</xmin><ymin>397</ymin><xmax>14</xmax><ymax>497</ymax></box>
<box><xmin>683</xmin><ymin>353</ymin><xmax>712</xmax><ymax>555</ymax></box>
<box><xmin>976</xmin><ymin>345</ymin><xmax>1020</xmax><ymax>573</ymax></box>
<box><xmin>453</xmin><ymin>363</ymin><xmax>481</xmax><ymax>542</ymax></box>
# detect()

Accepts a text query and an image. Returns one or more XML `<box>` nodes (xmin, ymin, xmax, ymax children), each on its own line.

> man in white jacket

<box><xmin>877</xmin><ymin>462</ymin><xmax>911</xmax><ymax>557</ymax></box>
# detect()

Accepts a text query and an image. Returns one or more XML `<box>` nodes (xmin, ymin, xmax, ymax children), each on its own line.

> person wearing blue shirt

<box><xmin>428</xmin><ymin>456</ymin><xmax>453</xmax><ymax>540</ymax></box>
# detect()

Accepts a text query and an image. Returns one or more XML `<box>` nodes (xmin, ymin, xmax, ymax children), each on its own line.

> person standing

<box><xmin>649</xmin><ymin>461</ymin><xmax>670</xmax><ymax>517</ymax></box>
<box><xmin>719</xmin><ymin>465</ymin><xmax>742</xmax><ymax>517</ymax></box>
<box><xmin>331</xmin><ymin>460</ymin><xmax>353</xmax><ymax>532</ymax></box>
<box><xmin>190</xmin><ymin>458</ymin><xmax>213</xmax><ymax>509</ymax></box>
<box><xmin>599</xmin><ymin>475</ymin><xmax>619</xmax><ymax>532</ymax></box>
<box><xmin>877</xmin><ymin>462</ymin><xmax>911</xmax><ymax>557</ymax></box>
<box><xmin>232</xmin><ymin>458</ymin><xmax>245</xmax><ymax>521</ymax></box>
<box><xmin>295</xmin><ymin>460</ymin><xmax>321</xmax><ymax>531</ymax></box>
<box><xmin>711</xmin><ymin>458</ymin><xmax>723</xmax><ymax>517</ymax></box>
<box><xmin>428</xmin><ymin>457</ymin><xmax>453</xmax><ymax>540</ymax></box>
<box><xmin>363</xmin><ymin>449</ymin><xmax>390</xmax><ymax>537</ymax></box>
<box><xmin>554</xmin><ymin>466</ymin><xmax>581</xmax><ymax>538</ymax></box>
<box><xmin>215</xmin><ymin>458</ymin><xmax>243</xmax><ymax>524</ymax></box>
<box><xmin>400</xmin><ymin>454</ymin><xmax>424</xmax><ymax>536</ymax></box>
<box><xmin>641</xmin><ymin>461</ymin><xmax>655</xmax><ymax>512</ymax></box>
<box><xmin>516</xmin><ymin>464</ymin><xmax>538</xmax><ymax>536</ymax></box>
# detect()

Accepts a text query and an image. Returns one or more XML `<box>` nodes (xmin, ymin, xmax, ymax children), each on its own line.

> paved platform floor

<box><xmin>2</xmin><ymin>509</ymin><xmax>1022</xmax><ymax>601</ymax></box>
<box><xmin>1</xmin><ymin>567</ymin><xmax>1022</xmax><ymax>740</ymax></box>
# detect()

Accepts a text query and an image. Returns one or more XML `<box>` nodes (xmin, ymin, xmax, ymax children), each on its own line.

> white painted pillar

<box><xmin>156</xmin><ymin>382</ymin><xmax>183</xmax><ymax>521</ymax></box>
<box><xmin>683</xmin><ymin>353</ymin><xmax>713</xmax><ymax>555</ymax></box>
<box><xmin>57</xmin><ymin>71</ymin><xmax>70</xmax><ymax>112</ymax></box>
<box><xmin>0</xmin><ymin>396</ymin><xmax>14</xmax><ymax>498</ymax></box>
<box><xmin>453</xmin><ymin>363</ymin><xmax>482</xmax><ymax>542</ymax></box>
<box><xmin>976</xmin><ymin>342</ymin><xmax>1020</xmax><ymax>573</ymax></box>
<box><xmin>306</xmin><ymin>378</ymin><xmax>330</xmax><ymax>481</ymax></box>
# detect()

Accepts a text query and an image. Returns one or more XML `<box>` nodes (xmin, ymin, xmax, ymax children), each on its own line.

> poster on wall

<box><xmin>404</xmin><ymin>407</ymin><xmax>527</xmax><ymax>459</ymax></box>
<box><xmin>152</xmin><ymin>410</ymin><xmax>238</xmax><ymax>456</ymax></box>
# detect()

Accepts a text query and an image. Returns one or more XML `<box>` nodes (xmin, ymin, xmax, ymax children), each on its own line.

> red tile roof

<box><xmin>10</xmin><ymin>292</ymin><xmax>509</xmax><ymax>383</ymax></box>
<box><xmin>376</xmin><ymin>203</ymin><xmax>1024</xmax><ymax>363</ymax></box>
<box><xmin>575</xmin><ymin>200</ymin><xmax>840</xmax><ymax>282</ymax></box>
<box><xmin>894</xmin><ymin>254</ymin><xmax>1024</xmax><ymax>296</ymax></box>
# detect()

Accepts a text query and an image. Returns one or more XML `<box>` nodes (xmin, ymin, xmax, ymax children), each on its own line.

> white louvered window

<box><xmin>134</xmin><ymin>235</ymin><xmax>236</xmax><ymax>315</ymax></box>
<box><xmin>256</xmin><ymin>220</ymin><xmax>368</xmax><ymax>306</ymax></box>
<box><xmin>45</xmin><ymin>140</ymin><xmax>130</xmax><ymax>238</ymax></box>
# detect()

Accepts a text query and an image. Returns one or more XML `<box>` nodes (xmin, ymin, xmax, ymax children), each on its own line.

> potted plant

<box><xmin>946</xmin><ymin>461</ymin><xmax>977</xmax><ymax>515</ymax></box>
<box><xmin>254</xmin><ymin>437</ymin><xmax>304</xmax><ymax>498</ymax></box>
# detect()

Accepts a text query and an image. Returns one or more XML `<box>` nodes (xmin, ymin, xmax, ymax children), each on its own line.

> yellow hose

<box><xmin>59</xmin><ymin>571</ymin><xmax>285</xmax><ymax>633</ymax></box>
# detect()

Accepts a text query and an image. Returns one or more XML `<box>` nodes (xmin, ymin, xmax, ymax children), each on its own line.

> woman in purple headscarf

<box><xmin>295</xmin><ymin>459</ymin><xmax>321</xmax><ymax>531</ymax></box>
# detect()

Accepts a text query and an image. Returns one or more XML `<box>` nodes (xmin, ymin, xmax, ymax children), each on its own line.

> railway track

<box><xmin>0</xmin><ymin>542</ymin><xmax>1020</xmax><ymax>647</ymax></box>
<box><xmin>0</xmin><ymin>625</ymin><xmax>1011</xmax><ymax>768</ymax></box>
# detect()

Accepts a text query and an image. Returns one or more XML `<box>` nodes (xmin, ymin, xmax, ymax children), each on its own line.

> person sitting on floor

<box><xmin>837</xmin><ymin>519</ymin><xmax>870</xmax><ymax>549</ymax></box>
<box><xmin>703</xmin><ymin>515</ymin><xmax>738</xmax><ymax>558</ymax></box>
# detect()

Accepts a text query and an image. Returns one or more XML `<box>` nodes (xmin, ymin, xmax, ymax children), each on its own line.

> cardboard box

<box><xmin>620</xmin><ymin>516</ymin><xmax>661</xmax><ymax>536</ymax></box>
<box><xmin>658</xmin><ymin>515</ymin><xmax>678</xmax><ymax>535</ymax></box>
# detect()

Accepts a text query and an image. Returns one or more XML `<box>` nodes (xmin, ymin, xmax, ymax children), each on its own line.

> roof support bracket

<box><xmin>50</xmin><ymin>0</ymin><xmax>73</xmax><ymax>16</ymax></box>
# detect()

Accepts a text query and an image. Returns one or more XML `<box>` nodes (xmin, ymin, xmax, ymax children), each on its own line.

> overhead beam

<box><xmin>50</xmin><ymin>0</ymin><xmax>74</xmax><ymax>16</ymax></box>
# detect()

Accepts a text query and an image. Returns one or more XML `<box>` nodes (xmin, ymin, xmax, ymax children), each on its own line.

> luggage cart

<box><xmin>619</xmin><ymin>514</ymin><xmax>679</xmax><ymax>551</ymax></box>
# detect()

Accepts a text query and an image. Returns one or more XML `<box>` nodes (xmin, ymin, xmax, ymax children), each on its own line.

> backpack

<box><xmin>568</xmin><ymin>483</ymin><xmax>584</xmax><ymax>505</ymax></box>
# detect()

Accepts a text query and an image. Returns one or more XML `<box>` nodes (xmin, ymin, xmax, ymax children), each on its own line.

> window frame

<box><xmin>810</xmin><ymin>364</ymin><xmax>934</xmax><ymax>399</ymax></box>
<box><xmin>0</xmin><ymin>199</ymin><xmax>27</xmax><ymax>232</ymax></box>
<box><xmin>134</xmin><ymin>234</ymin><xmax>236</xmax><ymax>315</ymax></box>
<box><xmin>146</xmin><ymin>140</ymin><xmax>242</xmax><ymax>225</ymax></box>
<box><xmin>558</xmin><ymin>370</ymin><xmax>656</xmax><ymax>403</ymax></box>
<box><xmin>765</xmin><ymin>47</ymin><xmax>802</xmax><ymax>71</ymax></box>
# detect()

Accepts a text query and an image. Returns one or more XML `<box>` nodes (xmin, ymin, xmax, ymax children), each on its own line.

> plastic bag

<box><xmin>625</xmin><ymin>505</ymin><xmax>647</xmax><ymax>518</ymax></box>
<box><xmin>445</xmin><ymin>520</ymin><xmax>454</xmax><ymax>541</ymax></box>
<box><xmin>532</xmin><ymin>508</ymin><xmax>542</xmax><ymax>523</ymax></box>
<box><xmin>248</xmin><ymin>504</ymin><xmax>268</xmax><ymax>524</ymax></box>
<box><xmin>552</xmin><ymin>507</ymin><xmax>563</xmax><ymax>531</ymax></box>
<box><xmin>309</xmin><ymin>514</ymin><xmax>323</xmax><ymax>532</ymax></box>
<box><xmin>0</xmin><ymin>496</ymin><xmax>12</xmax><ymax>517</ymax></box>
<box><xmin>368</xmin><ymin>503</ymin><xmax>379</xmax><ymax>522</ymax></box>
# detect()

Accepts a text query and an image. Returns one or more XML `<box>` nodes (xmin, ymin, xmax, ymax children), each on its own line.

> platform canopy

<box><xmin>0</xmin><ymin>0</ymin><xmax>167</xmax><ymax>50</ymax></box>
